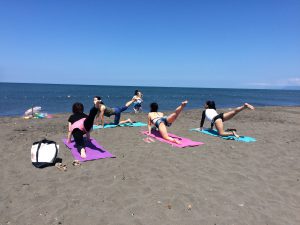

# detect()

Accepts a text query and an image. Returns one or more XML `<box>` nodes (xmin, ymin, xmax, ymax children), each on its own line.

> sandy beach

<box><xmin>0</xmin><ymin>106</ymin><xmax>300</xmax><ymax>225</ymax></box>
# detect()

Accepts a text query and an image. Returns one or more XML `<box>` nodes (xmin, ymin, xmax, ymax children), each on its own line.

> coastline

<box><xmin>2</xmin><ymin>82</ymin><xmax>300</xmax><ymax>117</ymax></box>
<box><xmin>1</xmin><ymin>106</ymin><xmax>300</xmax><ymax>224</ymax></box>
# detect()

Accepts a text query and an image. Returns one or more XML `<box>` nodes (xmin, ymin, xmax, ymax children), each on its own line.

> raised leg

<box><xmin>166</xmin><ymin>100</ymin><xmax>188</xmax><ymax>123</ymax></box>
<box><xmin>223</xmin><ymin>103</ymin><xmax>255</xmax><ymax>121</ymax></box>
<box><xmin>84</xmin><ymin>106</ymin><xmax>99</xmax><ymax>131</ymax></box>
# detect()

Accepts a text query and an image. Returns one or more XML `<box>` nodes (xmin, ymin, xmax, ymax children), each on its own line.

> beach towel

<box><xmin>63</xmin><ymin>138</ymin><xmax>115</xmax><ymax>162</ymax></box>
<box><xmin>190</xmin><ymin>128</ymin><xmax>256</xmax><ymax>142</ymax></box>
<box><xmin>93</xmin><ymin>122</ymin><xmax>147</xmax><ymax>129</ymax></box>
<box><xmin>141</xmin><ymin>130</ymin><xmax>204</xmax><ymax>148</ymax></box>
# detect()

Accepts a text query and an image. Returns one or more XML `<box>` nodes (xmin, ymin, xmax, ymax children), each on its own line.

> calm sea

<box><xmin>1</xmin><ymin>82</ymin><xmax>300</xmax><ymax>116</ymax></box>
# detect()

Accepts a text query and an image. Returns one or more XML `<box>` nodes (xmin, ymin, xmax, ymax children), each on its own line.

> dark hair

<box><xmin>134</xmin><ymin>90</ymin><xmax>139</xmax><ymax>95</ymax></box>
<box><xmin>206</xmin><ymin>100</ymin><xmax>216</xmax><ymax>110</ymax></box>
<box><xmin>94</xmin><ymin>96</ymin><xmax>104</xmax><ymax>104</ymax></box>
<box><xmin>150</xmin><ymin>102</ymin><xmax>158</xmax><ymax>112</ymax></box>
<box><xmin>72</xmin><ymin>102</ymin><xmax>84</xmax><ymax>114</ymax></box>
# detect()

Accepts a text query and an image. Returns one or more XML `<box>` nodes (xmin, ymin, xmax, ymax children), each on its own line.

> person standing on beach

<box><xmin>67</xmin><ymin>99</ymin><xmax>101</xmax><ymax>158</ymax></box>
<box><xmin>94</xmin><ymin>96</ymin><xmax>135</xmax><ymax>127</ymax></box>
<box><xmin>147</xmin><ymin>100</ymin><xmax>188</xmax><ymax>144</ymax></box>
<box><xmin>132</xmin><ymin>90</ymin><xmax>143</xmax><ymax>113</ymax></box>
<box><xmin>199</xmin><ymin>100</ymin><xmax>255</xmax><ymax>138</ymax></box>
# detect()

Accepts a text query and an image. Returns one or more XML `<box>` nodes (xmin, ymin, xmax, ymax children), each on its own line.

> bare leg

<box><xmin>215</xmin><ymin>120</ymin><xmax>240</xmax><ymax>138</ymax></box>
<box><xmin>223</xmin><ymin>103</ymin><xmax>255</xmax><ymax>121</ymax></box>
<box><xmin>118</xmin><ymin>118</ymin><xmax>132</xmax><ymax>124</ymax></box>
<box><xmin>158</xmin><ymin>123</ymin><xmax>181</xmax><ymax>144</ymax></box>
<box><xmin>166</xmin><ymin>100</ymin><xmax>188</xmax><ymax>123</ymax></box>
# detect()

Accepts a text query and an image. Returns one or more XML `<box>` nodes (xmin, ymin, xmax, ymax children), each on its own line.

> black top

<box><xmin>200</xmin><ymin>110</ymin><xmax>206</xmax><ymax>128</ymax></box>
<box><xmin>68</xmin><ymin>113</ymin><xmax>88</xmax><ymax>124</ymax></box>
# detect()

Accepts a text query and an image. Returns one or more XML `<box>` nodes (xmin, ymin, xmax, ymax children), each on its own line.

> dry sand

<box><xmin>0</xmin><ymin>106</ymin><xmax>300</xmax><ymax>225</ymax></box>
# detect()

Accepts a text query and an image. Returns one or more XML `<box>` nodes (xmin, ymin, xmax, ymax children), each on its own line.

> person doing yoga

<box><xmin>94</xmin><ymin>96</ymin><xmax>135</xmax><ymax>127</ymax></box>
<box><xmin>147</xmin><ymin>100</ymin><xmax>188</xmax><ymax>144</ymax></box>
<box><xmin>67</xmin><ymin>99</ymin><xmax>101</xmax><ymax>158</ymax></box>
<box><xmin>132</xmin><ymin>90</ymin><xmax>143</xmax><ymax>113</ymax></box>
<box><xmin>199</xmin><ymin>100</ymin><xmax>255</xmax><ymax>138</ymax></box>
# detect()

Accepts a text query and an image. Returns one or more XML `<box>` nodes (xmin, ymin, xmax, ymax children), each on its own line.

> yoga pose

<box><xmin>147</xmin><ymin>100</ymin><xmax>188</xmax><ymax>144</ymax></box>
<box><xmin>132</xmin><ymin>90</ymin><xmax>143</xmax><ymax>113</ymax></box>
<box><xmin>94</xmin><ymin>96</ymin><xmax>134</xmax><ymax>127</ymax></box>
<box><xmin>199</xmin><ymin>100</ymin><xmax>255</xmax><ymax>138</ymax></box>
<box><xmin>67</xmin><ymin>99</ymin><xmax>101</xmax><ymax>158</ymax></box>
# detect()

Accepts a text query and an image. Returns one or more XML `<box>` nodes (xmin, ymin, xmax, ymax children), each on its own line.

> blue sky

<box><xmin>0</xmin><ymin>0</ymin><xmax>299</xmax><ymax>88</ymax></box>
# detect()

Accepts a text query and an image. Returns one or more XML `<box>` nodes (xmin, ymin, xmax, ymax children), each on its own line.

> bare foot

<box><xmin>80</xmin><ymin>148</ymin><xmax>87</xmax><ymax>158</ymax></box>
<box><xmin>232</xmin><ymin>131</ymin><xmax>240</xmax><ymax>138</ymax></box>
<box><xmin>148</xmin><ymin>137</ymin><xmax>155</xmax><ymax>142</ymax></box>
<box><xmin>143</xmin><ymin>138</ymin><xmax>151</xmax><ymax>143</ymax></box>
<box><xmin>181</xmin><ymin>100</ymin><xmax>188</xmax><ymax>107</ymax></box>
<box><xmin>244</xmin><ymin>103</ymin><xmax>255</xmax><ymax>110</ymax></box>
<box><xmin>173</xmin><ymin>138</ymin><xmax>181</xmax><ymax>145</ymax></box>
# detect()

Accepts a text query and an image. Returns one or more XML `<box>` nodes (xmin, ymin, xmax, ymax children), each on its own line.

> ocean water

<box><xmin>1</xmin><ymin>82</ymin><xmax>300</xmax><ymax>116</ymax></box>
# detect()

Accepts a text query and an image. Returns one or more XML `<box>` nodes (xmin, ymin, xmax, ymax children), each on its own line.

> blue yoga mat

<box><xmin>190</xmin><ymin>128</ymin><xmax>256</xmax><ymax>142</ymax></box>
<box><xmin>93</xmin><ymin>122</ymin><xmax>147</xmax><ymax>129</ymax></box>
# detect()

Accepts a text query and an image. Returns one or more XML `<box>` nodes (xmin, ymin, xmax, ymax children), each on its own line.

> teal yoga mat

<box><xmin>93</xmin><ymin>122</ymin><xmax>147</xmax><ymax>129</ymax></box>
<box><xmin>190</xmin><ymin>128</ymin><xmax>256</xmax><ymax>142</ymax></box>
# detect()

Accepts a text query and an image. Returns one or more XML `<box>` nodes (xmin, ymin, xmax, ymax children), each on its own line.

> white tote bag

<box><xmin>31</xmin><ymin>139</ymin><xmax>59</xmax><ymax>168</ymax></box>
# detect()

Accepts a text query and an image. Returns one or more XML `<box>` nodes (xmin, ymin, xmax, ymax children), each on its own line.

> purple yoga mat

<box><xmin>63</xmin><ymin>138</ymin><xmax>115</xmax><ymax>162</ymax></box>
<box><xmin>141</xmin><ymin>130</ymin><xmax>204</xmax><ymax>148</ymax></box>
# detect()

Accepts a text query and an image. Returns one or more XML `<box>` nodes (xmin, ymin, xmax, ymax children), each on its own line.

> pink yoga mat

<box><xmin>63</xmin><ymin>138</ymin><xmax>115</xmax><ymax>162</ymax></box>
<box><xmin>141</xmin><ymin>130</ymin><xmax>204</xmax><ymax>148</ymax></box>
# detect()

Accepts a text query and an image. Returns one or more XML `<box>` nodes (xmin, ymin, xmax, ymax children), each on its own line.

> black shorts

<box><xmin>211</xmin><ymin>113</ymin><xmax>224</xmax><ymax>127</ymax></box>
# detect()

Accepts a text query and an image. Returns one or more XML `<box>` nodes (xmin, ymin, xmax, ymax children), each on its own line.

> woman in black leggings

<box><xmin>67</xmin><ymin>99</ymin><xmax>101</xmax><ymax>158</ymax></box>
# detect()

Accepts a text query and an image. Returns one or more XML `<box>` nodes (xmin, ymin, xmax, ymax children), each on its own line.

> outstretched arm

<box><xmin>94</xmin><ymin>111</ymin><xmax>100</xmax><ymax>125</ymax></box>
<box><xmin>67</xmin><ymin>122</ymin><xmax>72</xmax><ymax>143</ymax></box>
<box><xmin>99</xmin><ymin>105</ymin><xmax>105</xmax><ymax>127</ymax></box>
<box><xmin>147</xmin><ymin>114</ymin><xmax>152</xmax><ymax>135</ymax></box>
<box><xmin>200</xmin><ymin>110</ymin><xmax>206</xmax><ymax>130</ymax></box>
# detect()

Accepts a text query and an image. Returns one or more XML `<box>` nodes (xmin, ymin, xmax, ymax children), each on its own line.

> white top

<box><xmin>205</xmin><ymin>109</ymin><xmax>218</xmax><ymax>122</ymax></box>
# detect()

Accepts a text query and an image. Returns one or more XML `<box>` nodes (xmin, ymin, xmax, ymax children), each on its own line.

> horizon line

<box><xmin>1</xmin><ymin>81</ymin><xmax>300</xmax><ymax>91</ymax></box>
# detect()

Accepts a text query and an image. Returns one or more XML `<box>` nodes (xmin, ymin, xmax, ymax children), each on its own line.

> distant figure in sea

<box><xmin>94</xmin><ymin>96</ymin><xmax>134</xmax><ymax>127</ymax></box>
<box><xmin>132</xmin><ymin>90</ymin><xmax>143</xmax><ymax>113</ymax></box>
<box><xmin>67</xmin><ymin>99</ymin><xmax>101</xmax><ymax>158</ymax></box>
<box><xmin>199</xmin><ymin>100</ymin><xmax>255</xmax><ymax>138</ymax></box>
<box><xmin>147</xmin><ymin>100</ymin><xmax>188</xmax><ymax>144</ymax></box>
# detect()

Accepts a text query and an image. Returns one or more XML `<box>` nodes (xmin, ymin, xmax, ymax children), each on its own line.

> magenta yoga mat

<box><xmin>141</xmin><ymin>130</ymin><xmax>204</xmax><ymax>148</ymax></box>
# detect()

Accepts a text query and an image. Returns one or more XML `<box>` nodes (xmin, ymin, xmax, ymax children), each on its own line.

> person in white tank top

<box><xmin>205</xmin><ymin>108</ymin><xmax>218</xmax><ymax>122</ymax></box>
<box><xmin>199</xmin><ymin>100</ymin><xmax>255</xmax><ymax>138</ymax></box>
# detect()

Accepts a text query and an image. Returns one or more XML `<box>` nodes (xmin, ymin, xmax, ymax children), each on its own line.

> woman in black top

<box><xmin>94</xmin><ymin>96</ymin><xmax>135</xmax><ymax>127</ymax></box>
<box><xmin>67</xmin><ymin>99</ymin><xmax>101</xmax><ymax>158</ymax></box>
